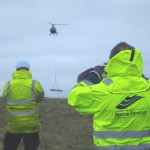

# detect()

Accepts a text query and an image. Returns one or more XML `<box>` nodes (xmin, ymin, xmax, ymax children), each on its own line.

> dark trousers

<box><xmin>3</xmin><ymin>131</ymin><xmax>39</xmax><ymax>150</ymax></box>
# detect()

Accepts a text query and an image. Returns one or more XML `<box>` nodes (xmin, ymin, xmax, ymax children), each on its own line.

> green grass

<box><xmin>0</xmin><ymin>97</ymin><xmax>95</xmax><ymax>150</ymax></box>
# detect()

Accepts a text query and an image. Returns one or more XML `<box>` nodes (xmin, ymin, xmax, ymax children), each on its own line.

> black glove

<box><xmin>90</xmin><ymin>65</ymin><xmax>106</xmax><ymax>81</ymax></box>
<box><xmin>77</xmin><ymin>68</ymin><xmax>94</xmax><ymax>83</ymax></box>
<box><xmin>86</xmin><ymin>62</ymin><xmax>107</xmax><ymax>84</ymax></box>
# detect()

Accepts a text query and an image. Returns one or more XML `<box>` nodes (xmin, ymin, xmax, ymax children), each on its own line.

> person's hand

<box><xmin>77</xmin><ymin>68</ymin><xmax>94</xmax><ymax>82</ymax></box>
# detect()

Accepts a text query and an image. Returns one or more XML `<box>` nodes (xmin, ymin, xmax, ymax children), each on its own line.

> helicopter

<box><xmin>48</xmin><ymin>22</ymin><xmax>69</xmax><ymax>36</ymax></box>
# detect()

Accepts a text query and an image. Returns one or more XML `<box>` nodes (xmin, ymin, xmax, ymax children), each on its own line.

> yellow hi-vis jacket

<box><xmin>68</xmin><ymin>49</ymin><xmax>150</xmax><ymax>150</ymax></box>
<box><xmin>2</xmin><ymin>70</ymin><xmax>44</xmax><ymax>134</ymax></box>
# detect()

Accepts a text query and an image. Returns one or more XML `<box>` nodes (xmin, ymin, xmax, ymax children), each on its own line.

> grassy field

<box><xmin>0</xmin><ymin>97</ymin><xmax>95</xmax><ymax>150</ymax></box>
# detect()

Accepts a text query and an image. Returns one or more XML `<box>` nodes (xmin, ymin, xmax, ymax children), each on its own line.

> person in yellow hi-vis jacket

<box><xmin>68</xmin><ymin>42</ymin><xmax>150</xmax><ymax>150</ymax></box>
<box><xmin>2</xmin><ymin>58</ymin><xmax>44</xmax><ymax>150</ymax></box>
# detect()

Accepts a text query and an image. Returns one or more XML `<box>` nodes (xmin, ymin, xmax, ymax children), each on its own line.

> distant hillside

<box><xmin>0</xmin><ymin>97</ymin><xmax>95</xmax><ymax>150</ymax></box>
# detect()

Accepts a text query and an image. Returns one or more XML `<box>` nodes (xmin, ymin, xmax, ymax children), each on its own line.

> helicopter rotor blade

<box><xmin>53</xmin><ymin>23</ymin><xmax>70</xmax><ymax>25</ymax></box>
<box><xmin>47</xmin><ymin>22</ymin><xmax>54</xmax><ymax>25</ymax></box>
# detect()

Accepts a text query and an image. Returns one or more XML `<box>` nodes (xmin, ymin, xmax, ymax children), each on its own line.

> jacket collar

<box><xmin>12</xmin><ymin>70</ymin><xmax>32</xmax><ymax>79</ymax></box>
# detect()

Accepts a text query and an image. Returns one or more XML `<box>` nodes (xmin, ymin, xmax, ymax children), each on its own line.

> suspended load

<box><xmin>48</xmin><ymin>22</ymin><xmax>69</xmax><ymax>92</ymax></box>
<box><xmin>50</xmin><ymin>89</ymin><xmax>62</xmax><ymax>92</ymax></box>
<box><xmin>50</xmin><ymin>74</ymin><xmax>63</xmax><ymax>92</ymax></box>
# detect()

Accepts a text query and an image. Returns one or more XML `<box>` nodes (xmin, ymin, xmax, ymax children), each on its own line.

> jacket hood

<box><xmin>12</xmin><ymin>70</ymin><xmax>32</xmax><ymax>79</ymax></box>
<box><xmin>105</xmin><ymin>48</ymin><xmax>143</xmax><ymax>77</ymax></box>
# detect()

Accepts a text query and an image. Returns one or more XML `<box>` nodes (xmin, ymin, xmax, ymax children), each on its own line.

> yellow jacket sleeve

<box><xmin>68</xmin><ymin>81</ymin><xmax>108</xmax><ymax>115</ymax></box>
<box><xmin>34</xmin><ymin>80</ymin><xmax>45</xmax><ymax>102</ymax></box>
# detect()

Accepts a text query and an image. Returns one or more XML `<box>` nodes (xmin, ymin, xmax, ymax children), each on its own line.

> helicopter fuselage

<box><xmin>48</xmin><ymin>22</ymin><xmax>68</xmax><ymax>36</ymax></box>
<box><xmin>49</xmin><ymin>26</ymin><xmax>58</xmax><ymax>36</ymax></box>
<box><xmin>50</xmin><ymin>26</ymin><xmax>57</xmax><ymax>33</ymax></box>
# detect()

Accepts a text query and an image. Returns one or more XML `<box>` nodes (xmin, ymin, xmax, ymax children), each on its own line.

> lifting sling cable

<box><xmin>50</xmin><ymin>36</ymin><xmax>62</xmax><ymax>92</ymax></box>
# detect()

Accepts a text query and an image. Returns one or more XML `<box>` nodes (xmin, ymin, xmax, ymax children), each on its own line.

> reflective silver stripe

<box><xmin>103</xmin><ymin>78</ymin><xmax>113</xmax><ymax>86</ymax></box>
<box><xmin>8</xmin><ymin>108</ymin><xmax>39</xmax><ymax>116</ymax></box>
<box><xmin>6</xmin><ymin>80</ymin><xmax>38</xmax><ymax>116</ymax></box>
<box><xmin>6</xmin><ymin>81</ymin><xmax>11</xmax><ymax>100</ymax></box>
<box><xmin>6</xmin><ymin>99</ymin><xmax>36</xmax><ymax>104</ymax></box>
<box><xmin>93</xmin><ymin>130</ymin><xmax>150</xmax><ymax>138</ymax></box>
<box><xmin>82</xmin><ymin>79</ymin><xmax>93</xmax><ymax>86</ymax></box>
<box><xmin>31</xmin><ymin>80</ymin><xmax>36</xmax><ymax>100</ymax></box>
<box><xmin>6</xmin><ymin>80</ymin><xmax>36</xmax><ymax>104</ymax></box>
<box><xmin>95</xmin><ymin>144</ymin><xmax>150</xmax><ymax>150</ymax></box>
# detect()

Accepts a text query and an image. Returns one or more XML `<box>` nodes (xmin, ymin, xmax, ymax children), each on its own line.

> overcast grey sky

<box><xmin>0</xmin><ymin>0</ymin><xmax>150</xmax><ymax>98</ymax></box>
